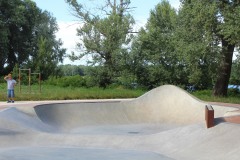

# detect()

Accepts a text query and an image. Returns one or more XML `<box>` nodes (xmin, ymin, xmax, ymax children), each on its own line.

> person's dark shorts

<box><xmin>7</xmin><ymin>89</ymin><xmax>15</xmax><ymax>98</ymax></box>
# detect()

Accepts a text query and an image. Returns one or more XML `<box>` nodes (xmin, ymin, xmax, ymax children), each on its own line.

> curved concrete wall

<box><xmin>34</xmin><ymin>85</ymin><xmax>231</xmax><ymax>130</ymax></box>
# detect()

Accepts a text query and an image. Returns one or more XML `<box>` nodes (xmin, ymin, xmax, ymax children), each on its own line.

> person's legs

<box><xmin>10</xmin><ymin>90</ymin><xmax>15</xmax><ymax>103</ymax></box>
<box><xmin>7</xmin><ymin>90</ymin><xmax>11</xmax><ymax>103</ymax></box>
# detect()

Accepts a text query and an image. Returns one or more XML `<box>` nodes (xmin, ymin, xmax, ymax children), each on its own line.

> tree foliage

<box><xmin>0</xmin><ymin>0</ymin><xmax>66</xmax><ymax>79</ymax></box>
<box><xmin>26</xmin><ymin>10</ymin><xmax>66</xmax><ymax>80</ymax></box>
<box><xmin>0</xmin><ymin>0</ymin><xmax>39</xmax><ymax>74</ymax></box>
<box><xmin>130</xmin><ymin>0</ymin><xmax>186</xmax><ymax>89</ymax></box>
<box><xmin>175</xmin><ymin>0</ymin><xmax>220</xmax><ymax>89</ymax></box>
<box><xmin>58</xmin><ymin>64</ymin><xmax>85</xmax><ymax>76</ymax></box>
<box><xmin>66</xmin><ymin>0</ymin><xmax>135</xmax><ymax>87</ymax></box>
<box><xmin>63</xmin><ymin>0</ymin><xmax>240</xmax><ymax>95</ymax></box>
<box><xmin>178</xmin><ymin>0</ymin><xmax>240</xmax><ymax>96</ymax></box>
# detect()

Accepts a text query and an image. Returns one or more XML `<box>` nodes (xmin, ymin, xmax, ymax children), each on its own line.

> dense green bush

<box><xmin>84</xmin><ymin>76</ymin><xmax>97</xmax><ymax>88</ymax></box>
<box><xmin>45</xmin><ymin>75</ymin><xmax>86</xmax><ymax>87</ymax></box>
<box><xmin>228</xmin><ymin>88</ymin><xmax>240</xmax><ymax>96</ymax></box>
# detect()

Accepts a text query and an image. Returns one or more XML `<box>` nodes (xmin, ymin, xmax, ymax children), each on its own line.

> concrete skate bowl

<box><xmin>33</xmin><ymin>85</ymin><xmax>221</xmax><ymax>134</ymax></box>
<box><xmin>1</xmin><ymin>85</ymin><xmax>239</xmax><ymax>160</ymax></box>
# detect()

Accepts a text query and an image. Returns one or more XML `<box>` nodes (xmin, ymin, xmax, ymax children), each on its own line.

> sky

<box><xmin>32</xmin><ymin>0</ymin><xmax>180</xmax><ymax>65</ymax></box>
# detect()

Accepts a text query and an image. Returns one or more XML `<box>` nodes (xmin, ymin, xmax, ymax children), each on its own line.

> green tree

<box><xmin>0</xmin><ymin>0</ymin><xmax>66</xmax><ymax>79</ymax></box>
<box><xmin>178</xmin><ymin>0</ymin><xmax>240</xmax><ymax>96</ymax></box>
<box><xmin>130</xmin><ymin>1</ymin><xmax>183</xmax><ymax>89</ymax></box>
<box><xmin>59</xmin><ymin>64</ymin><xmax>85</xmax><ymax>76</ymax></box>
<box><xmin>31</xmin><ymin>36</ymin><xmax>60</xmax><ymax>80</ymax></box>
<box><xmin>0</xmin><ymin>0</ymin><xmax>40</xmax><ymax>75</ymax></box>
<box><xmin>176</xmin><ymin>0</ymin><xmax>219</xmax><ymax>90</ymax></box>
<box><xmin>66</xmin><ymin>0</ymin><xmax>135</xmax><ymax>87</ymax></box>
<box><xmin>27</xmin><ymin>10</ymin><xmax>66</xmax><ymax>80</ymax></box>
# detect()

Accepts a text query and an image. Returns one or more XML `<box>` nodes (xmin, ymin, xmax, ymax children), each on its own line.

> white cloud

<box><xmin>56</xmin><ymin>21</ymin><xmax>87</xmax><ymax>65</ymax></box>
<box><xmin>56</xmin><ymin>21</ymin><xmax>79</xmax><ymax>51</ymax></box>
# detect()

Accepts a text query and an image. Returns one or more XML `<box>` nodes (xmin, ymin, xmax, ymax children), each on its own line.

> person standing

<box><xmin>4</xmin><ymin>74</ymin><xmax>17</xmax><ymax>103</ymax></box>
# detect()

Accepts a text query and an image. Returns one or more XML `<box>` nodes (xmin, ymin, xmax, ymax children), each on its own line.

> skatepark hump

<box><xmin>34</xmin><ymin>85</ymin><xmax>233</xmax><ymax>130</ymax></box>
<box><xmin>0</xmin><ymin>85</ymin><xmax>239</xmax><ymax>160</ymax></box>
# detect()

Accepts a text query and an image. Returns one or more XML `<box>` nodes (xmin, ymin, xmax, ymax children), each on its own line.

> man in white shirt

<box><xmin>4</xmin><ymin>74</ymin><xmax>17</xmax><ymax>103</ymax></box>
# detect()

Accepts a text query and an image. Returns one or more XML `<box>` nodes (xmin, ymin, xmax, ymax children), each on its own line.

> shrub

<box><xmin>228</xmin><ymin>88</ymin><xmax>240</xmax><ymax>96</ymax></box>
<box><xmin>45</xmin><ymin>75</ymin><xmax>86</xmax><ymax>88</ymax></box>
<box><xmin>84</xmin><ymin>76</ymin><xmax>97</xmax><ymax>88</ymax></box>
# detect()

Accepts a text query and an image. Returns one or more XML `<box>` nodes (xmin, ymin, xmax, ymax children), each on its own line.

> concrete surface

<box><xmin>0</xmin><ymin>85</ymin><xmax>239</xmax><ymax>160</ymax></box>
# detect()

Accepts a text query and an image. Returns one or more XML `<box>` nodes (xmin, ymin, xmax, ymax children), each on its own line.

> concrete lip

<box><xmin>0</xmin><ymin>85</ymin><xmax>239</xmax><ymax>160</ymax></box>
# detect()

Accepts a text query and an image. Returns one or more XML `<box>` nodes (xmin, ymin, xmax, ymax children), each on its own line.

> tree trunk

<box><xmin>213</xmin><ymin>39</ymin><xmax>235</xmax><ymax>96</ymax></box>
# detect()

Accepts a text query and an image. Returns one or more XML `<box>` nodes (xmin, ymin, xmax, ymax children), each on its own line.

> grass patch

<box><xmin>0</xmin><ymin>84</ymin><xmax>146</xmax><ymax>101</ymax></box>
<box><xmin>1</xmin><ymin>83</ymin><xmax>240</xmax><ymax>104</ymax></box>
<box><xmin>192</xmin><ymin>89</ymin><xmax>240</xmax><ymax>104</ymax></box>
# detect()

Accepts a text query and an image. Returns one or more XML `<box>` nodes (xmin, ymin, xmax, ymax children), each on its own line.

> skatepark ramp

<box><xmin>33</xmin><ymin>85</ymin><xmax>227</xmax><ymax>131</ymax></box>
